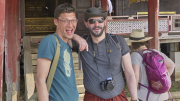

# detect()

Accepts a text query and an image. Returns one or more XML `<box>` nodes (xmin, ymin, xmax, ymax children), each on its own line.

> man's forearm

<box><xmin>36</xmin><ymin>80</ymin><xmax>49</xmax><ymax>101</ymax></box>
<box><xmin>71</xmin><ymin>34</ymin><xmax>88</xmax><ymax>51</ymax></box>
<box><xmin>125</xmin><ymin>73</ymin><xmax>138</xmax><ymax>100</ymax></box>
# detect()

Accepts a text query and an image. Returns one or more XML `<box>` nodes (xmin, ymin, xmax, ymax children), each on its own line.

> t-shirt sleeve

<box><xmin>159</xmin><ymin>51</ymin><xmax>168</xmax><ymax>62</ymax></box>
<box><xmin>131</xmin><ymin>52</ymin><xmax>142</xmax><ymax>67</ymax></box>
<box><xmin>153</xmin><ymin>49</ymin><xmax>168</xmax><ymax>62</ymax></box>
<box><xmin>71</xmin><ymin>40</ymin><xmax>79</xmax><ymax>53</ymax></box>
<box><xmin>117</xmin><ymin>36</ymin><xmax>130</xmax><ymax>56</ymax></box>
<box><xmin>37</xmin><ymin>35</ymin><xmax>56</xmax><ymax>61</ymax></box>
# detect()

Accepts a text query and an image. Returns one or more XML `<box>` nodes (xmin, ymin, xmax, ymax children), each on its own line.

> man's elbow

<box><xmin>172</xmin><ymin>63</ymin><xmax>176</xmax><ymax>69</ymax></box>
<box><xmin>169</xmin><ymin>61</ymin><xmax>175</xmax><ymax>69</ymax></box>
<box><xmin>35</xmin><ymin>77</ymin><xmax>46</xmax><ymax>87</ymax></box>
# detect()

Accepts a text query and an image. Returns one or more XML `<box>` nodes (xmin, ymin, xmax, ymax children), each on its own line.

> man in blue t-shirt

<box><xmin>36</xmin><ymin>3</ymin><xmax>79</xmax><ymax>101</ymax></box>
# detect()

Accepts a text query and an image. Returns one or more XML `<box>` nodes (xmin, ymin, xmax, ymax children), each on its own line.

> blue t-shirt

<box><xmin>37</xmin><ymin>33</ymin><xmax>79</xmax><ymax>101</ymax></box>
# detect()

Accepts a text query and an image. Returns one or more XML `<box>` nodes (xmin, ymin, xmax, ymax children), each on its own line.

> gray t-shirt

<box><xmin>131</xmin><ymin>49</ymin><xmax>169</xmax><ymax>101</ymax></box>
<box><xmin>72</xmin><ymin>33</ymin><xmax>130</xmax><ymax>99</ymax></box>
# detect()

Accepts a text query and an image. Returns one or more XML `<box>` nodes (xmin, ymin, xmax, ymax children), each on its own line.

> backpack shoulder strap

<box><xmin>46</xmin><ymin>35</ymin><xmax>61</xmax><ymax>92</ymax></box>
<box><xmin>135</xmin><ymin>50</ymin><xmax>143</xmax><ymax>57</ymax></box>
<box><xmin>82</xmin><ymin>34</ymin><xmax>89</xmax><ymax>40</ymax></box>
<box><xmin>110</xmin><ymin>34</ymin><xmax>121</xmax><ymax>51</ymax></box>
<box><xmin>110</xmin><ymin>34</ymin><xmax>126</xmax><ymax>71</ymax></box>
<box><xmin>136</xmin><ymin>48</ymin><xmax>155</xmax><ymax>57</ymax></box>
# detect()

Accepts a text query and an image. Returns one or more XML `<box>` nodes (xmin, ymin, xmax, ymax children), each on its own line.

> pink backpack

<box><xmin>137</xmin><ymin>49</ymin><xmax>173</xmax><ymax>101</ymax></box>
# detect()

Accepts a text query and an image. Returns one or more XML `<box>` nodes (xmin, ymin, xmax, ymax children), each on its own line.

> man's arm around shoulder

<box><xmin>68</xmin><ymin>34</ymin><xmax>88</xmax><ymax>52</ymax></box>
<box><xmin>36</xmin><ymin>58</ymin><xmax>51</xmax><ymax>101</ymax></box>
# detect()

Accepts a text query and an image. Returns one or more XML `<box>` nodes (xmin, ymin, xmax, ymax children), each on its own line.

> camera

<box><xmin>100</xmin><ymin>77</ymin><xmax>114</xmax><ymax>91</ymax></box>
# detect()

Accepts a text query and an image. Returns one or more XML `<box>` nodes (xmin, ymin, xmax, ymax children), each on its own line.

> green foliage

<box><xmin>170</xmin><ymin>81</ymin><xmax>180</xmax><ymax>92</ymax></box>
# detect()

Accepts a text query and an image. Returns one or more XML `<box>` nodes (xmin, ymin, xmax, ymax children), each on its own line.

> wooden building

<box><xmin>0</xmin><ymin>0</ymin><xmax>180</xmax><ymax>101</ymax></box>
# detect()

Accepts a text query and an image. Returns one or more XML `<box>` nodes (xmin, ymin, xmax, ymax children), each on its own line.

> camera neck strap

<box><xmin>91</xmin><ymin>34</ymin><xmax>113</xmax><ymax>79</ymax></box>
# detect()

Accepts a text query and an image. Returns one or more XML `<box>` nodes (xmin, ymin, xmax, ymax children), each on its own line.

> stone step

<box><xmin>75</xmin><ymin>71</ymin><xmax>83</xmax><ymax>78</ymax></box>
<box><xmin>76</xmin><ymin>78</ymin><xmax>83</xmax><ymax>85</ymax></box>
<box><xmin>77</xmin><ymin>85</ymin><xmax>85</xmax><ymax>94</ymax></box>
<box><xmin>79</xmin><ymin>94</ymin><xmax>85</xmax><ymax>101</ymax></box>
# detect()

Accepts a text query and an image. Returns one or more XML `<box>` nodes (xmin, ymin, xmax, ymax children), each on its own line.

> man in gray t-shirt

<box><xmin>69</xmin><ymin>7</ymin><xmax>138</xmax><ymax>101</ymax></box>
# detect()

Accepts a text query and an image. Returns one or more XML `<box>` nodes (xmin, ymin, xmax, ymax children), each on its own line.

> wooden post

<box><xmin>115</xmin><ymin>0</ymin><xmax>119</xmax><ymax>16</ymax></box>
<box><xmin>0</xmin><ymin>0</ymin><xmax>5</xmax><ymax>101</ymax></box>
<box><xmin>101</xmin><ymin>0</ymin><xmax>107</xmax><ymax>12</ymax></box>
<box><xmin>23</xmin><ymin>36</ymin><xmax>35</xmax><ymax>100</ymax></box>
<box><xmin>20</xmin><ymin>0</ymin><xmax>25</xmax><ymax>38</ymax></box>
<box><xmin>91</xmin><ymin>0</ymin><xmax>93</xmax><ymax>7</ymax></box>
<box><xmin>148</xmin><ymin>0</ymin><xmax>159</xmax><ymax>49</ymax></box>
<box><xmin>5</xmin><ymin>0</ymin><xmax>21</xmax><ymax>100</ymax></box>
<box><xmin>170</xmin><ymin>52</ymin><xmax>180</xmax><ymax>81</ymax></box>
<box><xmin>55</xmin><ymin>0</ymin><xmax>58</xmax><ymax>7</ymax></box>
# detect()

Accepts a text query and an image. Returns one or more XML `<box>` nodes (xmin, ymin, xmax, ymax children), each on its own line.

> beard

<box><xmin>88</xmin><ymin>25</ymin><xmax>105</xmax><ymax>37</ymax></box>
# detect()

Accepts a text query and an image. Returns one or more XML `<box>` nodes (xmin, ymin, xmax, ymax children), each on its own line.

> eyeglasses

<box><xmin>88</xmin><ymin>18</ymin><xmax>104</xmax><ymax>24</ymax></box>
<box><xmin>57</xmin><ymin>19</ymin><xmax>78</xmax><ymax>25</ymax></box>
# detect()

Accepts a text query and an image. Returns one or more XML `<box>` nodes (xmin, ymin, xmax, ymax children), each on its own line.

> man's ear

<box><xmin>54</xmin><ymin>18</ymin><xmax>58</xmax><ymax>26</ymax></box>
<box><xmin>104</xmin><ymin>18</ymin><xmax>107</xmax><ymax>26</ymax></box>
<box><xmin>84</xmin><ymin>21</ymin><xmax>88</xmax><ymax>28</ymax></box>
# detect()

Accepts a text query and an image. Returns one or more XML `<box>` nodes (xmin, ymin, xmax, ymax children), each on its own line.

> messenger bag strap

<box><xmin>46</xmin><ymin>35</ymin><xmax>61</xmax><ymax>92</ymax></box>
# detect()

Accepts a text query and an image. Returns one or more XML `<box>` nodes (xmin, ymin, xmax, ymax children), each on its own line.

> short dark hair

<box><xmin>54</xmin><ymin>3</ymin><xmax>76</xmax><ymax>19</ymax></box>
<box><xmin>131</xmin><ymin>41</ymin><xmax>149</xmax><ymax>50</ymax></box>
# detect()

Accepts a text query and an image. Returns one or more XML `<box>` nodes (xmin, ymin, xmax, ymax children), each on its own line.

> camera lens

<box><xmin>107</xmin><ymin>83</ymin><xmax>114</xmax><ymax>90</ymax></box>
<box><xmin>106</xmin><ymin>80</ymin><xmax>114</xmax><ymax>91</ymax></box>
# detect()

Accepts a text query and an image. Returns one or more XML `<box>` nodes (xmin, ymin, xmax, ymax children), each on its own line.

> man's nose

<box><xmin>94</xmin><ymin>20</ymin><xmax>99</xmax><ymax>26</ymax></box>
<box><xmin>67</xmin><ymin>21</ymin><xmax>73</xmax><ymax>26</ymax></box>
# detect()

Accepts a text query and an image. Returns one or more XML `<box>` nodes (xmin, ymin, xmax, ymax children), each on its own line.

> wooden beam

<box><xmin>101</xmin><ymin>0</ymin><xmax>107</xmax><ymax>12</ymax></box>
<box><xmin>91</xmin><ymin>0</ymin><xmax>93</xmax><ymax>7</ymax></box>
<box><xmin>115</xmin><ymin>0</ymin><xmax>119</xmax><ymax>16</ymax></box>
<box><xmin>20</xmin><ymin>0</ymin><xmax>26</xmax><ymax>38</ymax></box>
<box><xmin>5</xmin><ymin>0</ymin><xmax>21</xmax><ymax>100</ymax></box>
<box><xmin>148</xmin><ymin>0</ymin><xmax>159</xmax><ymax>49</ymax></box>
<box><xmin>0</xmin><ymin>0</ymin><xmax>5</xmax><ymax>100</ymax></box>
